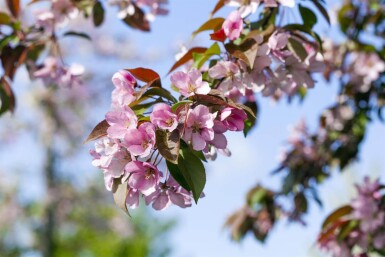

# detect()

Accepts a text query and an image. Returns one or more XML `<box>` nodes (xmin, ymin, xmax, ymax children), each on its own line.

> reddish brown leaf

<box><xmin>193</xmin><ymin>93</ymin><xmax>228</xmax><ymax>106</ymax></box>
<box><xmin>193</xmin><ymin>17</ymin><xmax>225</xmax><ymax>37</ymax></box>
<box><xmin>6</xmin><ymin>0</ymin><xmax>20</xmax><ymax>18</ymax></box>
<box><xmin>126</xmin><ymin>67</ymin><xmax>160</xmax><ymax>84</ymax></box>
<box><xmin>321</xmin><ymin>205</ymin><xmax>353</xmax><ymax>229</ymax></box>
<box><xmin>210</xmin><ymin>0</ymin><xmax>226</xmax><ymax>17</ymax></box>
<box><xmin>0</xmin><ymin>76</ymin><xmax>15</xmax><ymax>115</ymax></box>
<box><xmin>122</xmin><ymin>3</ymin><xmax>150</xmax><ymax>32</ymax></box>
<box><xmin>83</xmin><ymin>119</ymin><xmax>109</xmax><ymax>144</ymax></box>
<box><xmin>1</xmin><ymin>45</ymin><xmax>27</xmax><ymax>80</ymax></box>
<box><xmin>318</xmin><ymin>220</ymin><xmax>350</xmax><ymax>244</ymax></box>
<box><xmin>168</xmin><ymin>47</ymin><xmax>207</xmax><ymax>74</ymax></box>
<box><xmin>210</xmin><ymin>29</ymin><xmax>226</xmax><ymax>42</ymax></box>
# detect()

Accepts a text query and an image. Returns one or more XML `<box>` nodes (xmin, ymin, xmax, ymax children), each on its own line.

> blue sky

<box><xmin>2</xmin><ymin>0</ymin><xmax>385</xmax><ymax>256</ymax></box>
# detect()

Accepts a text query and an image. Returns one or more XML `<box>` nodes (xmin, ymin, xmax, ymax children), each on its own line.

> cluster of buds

<box><xmin>318</xmin><ymin>177</ymin><xmax>385</xmax><ymax>257</ymax></box>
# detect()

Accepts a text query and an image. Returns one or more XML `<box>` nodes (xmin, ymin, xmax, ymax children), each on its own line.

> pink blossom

<box><xmin>184</xmin><ymin>105</ymin><xmax>216</xmax><ymax>151</ymax></box>
<box><xmin>209</xmin><ymin>120</ymin><xmax>228</xmax><ymax>149</ymax></box>
<box><xmin>126</xmin><ymin>188</ymin><xmax>140</xmax><ymax>209</ymax></box>
<box><xmin>226</xmin><ymin>0</ymin><xmax>261</xmax><ymax>17</ymax></box>
<box><xmin>150</xmin><ymin>103</ymin><xmax>178</xmax><ymax>131</ymax></box>
<box><xmin>170</xmin><ymin>68</ymin><xmax>210</xmax><ymax>97</ymax></box>
<box><xmin>209</xmin><ymin>61</ymin><xmax>244</xmax><ymax>93</ymax></box>
<box><xmin>123</xmin><ymin>122</ymin><xmax>156</xmax><ymax>158</ymax></box>
<box><xmin>222</xmin><ymin>11</ymin><xmax>244</xmax><ymax>41</ymax></box>
<box><xmin>221</xmin><ymin>107</ymin><xmax>247</xmax><ymax>131</ymax></box>
<box><xmin>33</xmin><ymin>57</ymin><xmax>84</xmax><ymax>87</ymax></box>
<box><xmin>106</xmin><ymin>106</ymin><xmax>138</xmax><ymax>139</ymax></box>
<box><xmin>145</xmin><ymin>176</ymin><xmax>193</xmax><ymax>210</ymax></box>
<box><xmin>264</xmin><ymin>0</ymin><xmax>295</xmax><ymax>8</ymax></box>
<box><xmin>125</xmin><ymin>161</ymin><xmax>161</xmax><ymax>195</ymax></box>
<box><xmin>90</xmin><ymin>138</ymin><xmax>131</xmax><ymax>191</ymax></box>
<box><xmin>268</xmin><ymin>32</ymin><xmax>292</xmax><ymax>61</ymax></box>
<box><xmin>111</xmin><ymin>70</ymin><xmax>136</xmax><ymax>108</ymax></box>
<box><xmin>51</xmin><ymin>0</ymin><xmax>79</xmax><ymax>26</ymax></box>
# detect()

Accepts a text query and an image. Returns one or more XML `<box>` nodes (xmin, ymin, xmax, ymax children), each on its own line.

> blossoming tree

<box><xmin>1</xmin><ymin>0</ymin><xmax>385</xmax><ymax>256</ymax></box>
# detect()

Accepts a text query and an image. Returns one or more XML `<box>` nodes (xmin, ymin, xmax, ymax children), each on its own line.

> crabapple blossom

<box><xmin>183</xmin><ymin>105</ymin><xmax>216</xmax><ymax>151</ymax></box>
<box><xmin>123</xmin><ymin>122</ymin><xmax>156</xmax><ymax>158</ymax></box>
<box><xmin>90</xmin><ymin>138</ymin><xmax>131</xmax><ymax>191</ymax></box>
<box><xmin>150</xmin><ymin>103</ymin><xmax>178</xmax><ymax>131</ymax></box>
<box><xmin>106</xmin><ymin>106</ymin><xmax>138</xmax><ymax>139</ymax></box>
<box><xmin>145</xmin><ymin>177</ymin><xmax>193</xmax><ymax>211</ymax></box>
<box><xmin>124</xmin><ymin>161</ymin><xmax>161</xmax><ymax>195</ymax></box>
<box><xmin>33</xmin><ymin>57</ymin><xmax>84</xmax><ymax>87</ymax></box>
<box><xmin>222</xmin><ymin>11</ymin><xmax>244</xmax><ymax>41</ymax></box>
<box><xmin>111</xmin><ymin>70</ymin><xmax>136</xmax><ymax>108</ymax></box>
<box><xmin>226</xmin><ymin>0</ymin><xmax>260</xmax><ymax>17</ymax></box>
<box><xmin>209</xmin><ymin>61</ymin><xmax>244</xmax><ymax>93</ymax></box>
<box><xmin>268</xmin><ymin>32</ymin><xmax>291</xmax><ymax>61</ymax></box>
<box><xmin>170</xmin><ymin>68</ymin><xmax>210</xmax><ymax>97</ymax></box>
<box><xmin>220</xmin><ymin>107</ymin><xmax>247</xmax><ymax>131</ymax></box>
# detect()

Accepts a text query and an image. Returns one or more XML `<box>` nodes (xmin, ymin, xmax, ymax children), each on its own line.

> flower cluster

<box><xmin>33</xmin><ymin>57</ymin><xmax>84</xmax><ymax>87</ymax></box>
<box><xmin>35</xmin><ymin>0</ymin><xmax>79</xmax><ymax>33</ymax></box>
<box><xmin>109</xmin><ymin>0</ymin><xmax>168</xmax><ymax>21</ymax></box>
<box><xmin>318</xmin><ymin>177</ymin><xmax>385</xmax><ymax>257</ymax></box>
<box><xmin>226</xmin><ymin>0</ymin><xmax>295</xmax><ymax>17</ymax></box>
<box><xmin>89</xmin><ymin>69</ymin><xmax>248</xmax><ymax>211</ymax></box>
<box><xmin>206</xmin><ymin>11</ymin><xmax>324</xmax><ymax>103</ymax></box>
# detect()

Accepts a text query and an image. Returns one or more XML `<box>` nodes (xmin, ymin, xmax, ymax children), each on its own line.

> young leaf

<box><xmin>83</xmin><ymin>119</ymin><xmax>109</xmax><ymax>143</ymax></box>
<box><xmin>210</xmin><ymin>29</ymin><xmax>226</xmax><ymax>42</ymax></box>
<box><xmin>112</xmin><ymin>179</ymin><xmax>130</xmax><ymax>216</ymax></box>
<box><xmin>92</xmin><ymin>1</ymin><xmax>104</xmax><ymax>27</ymax></box>
<box><xmin>193</xmin><ymin>17</ymin><xmax>225</xmax><ymax>37</ymax></box>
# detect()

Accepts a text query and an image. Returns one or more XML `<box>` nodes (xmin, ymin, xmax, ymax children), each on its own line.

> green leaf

<box><xmin>299</xmin><ymin>4</ymin><xmax>317</xmax><ymax>28</ymax></box>
<box><xmin>170</xmin><ymin>147</ymin><xmax>206</xmax><ymax>203</ymax></box>
<box><xmin>166</xmin><ymin>161</ymin><xmax>191</xmax><ymax>192</ymax></box>
<box><xmin>193</xmin><ymin>17</ymin><xmax>225</xmax><ymax>37</ymax></box>
<box><xmin>142</xmin><ymin>87</ymin><xmax>177</xmax><ymax>103</ymax></box>
<box><xmin>322</xmin><ymin>205</ymin><xmax>353</xmax><ymax>229</ymax></box>
<box><xmin>287</xmin><ymin>38</ymin><xmax>308</xmax><ymax>61</ymax></box>
<box><xmin>0</xmin><ymin>77</ymin><xmax>15</xmax><ymax>115</ymax></box>
<box><xmin>171</xmin><ymin>100</ymin><xmax>192</xmax><ymax>113</ymax></box>
<box><xmin>193</xmin><ymin>43</ymin><xmax>221</xmax><ymax>69</ymax></box>
<box><xmin>131</xmin><ymin>100</ymin><xmax>159</xmax><ymax>115</ymax></box>
<box><xmin>112</xmin><ymin>179</ymin><xmax>130</xmax><ymax>216</ymax></box>
<box><xmin>63</xmin><ymin>31</ymin><xmax>91</xmax><ymax>40</ymax></box>
<box><xmin>155</xmin><ymin>129</ymin><xmax>181</xmax><ymax>164</ymax></box>
<box><xmin>92</xmin><ymin>1</ymin><xmax>104</xmax><ymax>27</ymax></box>
<box><xmin>83</xmin><ymin>119</ymin><xmax>109</xmax><ymax>144</ymax></box>
<box><xmin>309</xmin><ymin>0</ymin><xmax>330</xmax><ymax>25</ymax></box>
<box><xmin>0</xmin><ymin>12</ymin><xmax>11</xmax><ymax>25</ymax></box>
<box><xmin>168</xmin><ymin>47</ymin><xmax>207</xmax><ymax>74</ymax></box>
